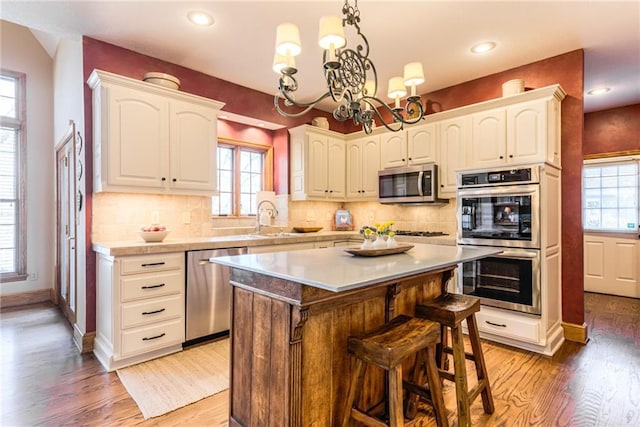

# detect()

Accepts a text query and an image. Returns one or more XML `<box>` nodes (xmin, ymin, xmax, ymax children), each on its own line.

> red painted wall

<box><xmin>584</xmin><ymin>104</ymin><xmax>640</xmax><ymax>156</ymax></box>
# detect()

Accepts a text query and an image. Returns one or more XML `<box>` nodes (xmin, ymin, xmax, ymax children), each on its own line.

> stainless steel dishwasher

<box><xmin>185</xmin><ymin>247</ymin><xmax>247</xmax><ymax>345</ymax></box>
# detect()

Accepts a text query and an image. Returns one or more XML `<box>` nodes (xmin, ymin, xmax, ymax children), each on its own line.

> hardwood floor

<box><xmin>1</xmin><ymin>292</ymin><xmax>638</xmax><ymax>426</ymax></box>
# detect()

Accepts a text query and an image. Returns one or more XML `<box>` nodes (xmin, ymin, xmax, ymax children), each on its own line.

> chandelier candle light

<box><xmin>273</xmin><ymin>0</ymin><xmax>425</xmax><ymax>134</ymax></box>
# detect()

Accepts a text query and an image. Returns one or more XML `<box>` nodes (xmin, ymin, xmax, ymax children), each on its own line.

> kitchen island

<box><xmin>211</xmin><ymin>243</ymin><xmax>501</xmax><ymax>426</ymax></box>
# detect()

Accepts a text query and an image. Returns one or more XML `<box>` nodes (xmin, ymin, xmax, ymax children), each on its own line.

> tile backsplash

<box><xmin>92</xmin><ymin>192</ymin><xmax>457</xmax><ymax>242</ymax></box>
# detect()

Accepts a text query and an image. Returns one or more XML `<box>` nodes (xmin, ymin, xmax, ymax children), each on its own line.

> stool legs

<box><xmin>388</xmin><ymin>365</ymin><xmax>405</xmax><ymax>427</ymax></box>
<box><xmin>451</xmin><ymin>324</ymin><xmax>472</xmax><ymax>427</ymax></box>
<box><xmin>341</xmin><ymin>359</ymin><xmax>365</xmax><ymax>427</ymax></box>
<box><xmin>405</xmin><ymin>348</ymin><xmax>447</xmax><ymax>426</ymax></box>
<box><xmin>467</xmin><ymin>315</ymin><xmax>495</xmax><ymax>414</ymax></box>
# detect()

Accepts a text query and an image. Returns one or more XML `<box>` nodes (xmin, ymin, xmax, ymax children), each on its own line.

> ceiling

<box><xmin>2</xmin><ymin>0</ymin><xmax>639</xmax><ymax>118</ymax></box>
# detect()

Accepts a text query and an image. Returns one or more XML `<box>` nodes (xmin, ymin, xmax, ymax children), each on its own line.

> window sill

<box><xmin>0</xmin><ymin>273</ymin><xmax>29</xmax><ymax>283</ymax></box>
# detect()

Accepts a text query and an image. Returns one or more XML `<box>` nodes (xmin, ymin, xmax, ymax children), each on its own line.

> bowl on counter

<box><xmin>137</xmin><ymin>230</ymin><xmax>171</xmax><ymax>243</ymax></box>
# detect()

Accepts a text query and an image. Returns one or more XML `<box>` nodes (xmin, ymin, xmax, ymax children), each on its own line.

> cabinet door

<box><xmin>439</xmin><ymin>117</ymin><xmax>468</xmax><ymax>197</ymax></box>
<box><xmin>307</xmin><ymin>133</ymin><xmax>329</xmax><ymax>198</ymax></box>
<box><xmin>407</xmin><ymin>123</ymin><xmax>437</xmax><ymax>165</ymax></box>
<box><xmin>345</xmin><ymin>140</ymin><xmax>363</xmax><ymax>199</ymax></box>
<box><xmin>170</xmin><ymin>100</ymin><xmax>218</xmax><ymax>192</ymax></box>
<box><xmin>507</xmin><ymin>100</ymin><xmax>547</xmax><ymax>165</ymax></box>
<box><xmin>380</xmin><ymin>132</ymin><xmax>407</xmax><ymax>168</ymax></box>
<box><xmin>361</xmin><ymin>136</ymin><xmax>381</xmax><ymax>198</ymax></box>
<box><xmin>106</xmin><ymin>84</ymin><xmax>168</xmax><ymax>189</ymax></box>
<box><xmin>471</xmin><ymin>108</ymin><xmax>506</xmax><ymax>168</ymax></box>
<box><xmin>327</xmin><ymin>136</ymin><xmax>346</xmax><ymax>199</ymax></box>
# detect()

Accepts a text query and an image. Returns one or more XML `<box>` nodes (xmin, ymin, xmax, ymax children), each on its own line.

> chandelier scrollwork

<box><xmin>273</xmin><ymin>0</ymin><xmax>425</xmax><ymax>134</ymax></box>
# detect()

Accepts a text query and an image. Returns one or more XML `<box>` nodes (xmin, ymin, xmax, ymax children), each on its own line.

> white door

<box><xmin>584</xmin><ymin>233</ymin><xmax>639</xmax><ymax>298</ymax></box>
<box><xmin>55</xmin><ymin>124</ymin><xmax>78</xmax><ymax>324</ymax></box>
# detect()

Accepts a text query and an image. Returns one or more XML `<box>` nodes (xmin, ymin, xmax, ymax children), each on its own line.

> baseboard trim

<box><xmin>73</xmin><ymin>325</ymin><xmax>95</xmax><ymax>354</ymax></box>
<box><xmin>561</xmin><ymin>321</ymin><xmax>589</xmax><ymax>344</ymax></box>
<box><xmin>0</xmin><ymin>289</ymin><xmax>53</xmax><ymax>309</ymax></box>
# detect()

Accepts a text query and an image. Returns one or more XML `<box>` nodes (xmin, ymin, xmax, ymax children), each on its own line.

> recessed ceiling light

<box><xmin>188</xmin><ymin>11</ymin><xmax>214</xmax><ymax>26</ymax></box>
<box><xmin>471</xmin><ymin>41</ymin><xmax>496</xmax><ymax>54</ymax></box>
<box><xmin>587</xmin><ymin>87</ymin><xmax>611</xmax><ymax>96</ymax></box>
<box><xmin>219</xmin><ymin>114</ymin><xmax>228</xmax><ymax>119</ymax></box>
<box><xmin>258</xmin><ymin>123</ymin><xmax>265</xmax><ymax>127</ymax></box>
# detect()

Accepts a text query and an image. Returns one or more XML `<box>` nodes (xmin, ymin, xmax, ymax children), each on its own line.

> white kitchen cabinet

<box><xmin>438</xmin><ymin>116</ymin><xmax>469</xmax><ymax>197</ymax></box>
<box><xmin>407</xmin><ymin>123</ymin><xmax>438</xmax><ymax>165</ymax></box>
<box><xmin>346</xmin><ymin>134</ymin><xmax>380</xmax><ymax>200</ymax></box>
<box><xmin>469</xmin><ymin>96</ymin><xmax>562</xmax><ymax>169</ymax></box>
<box><xmin>289</xmin><ymin>125</ymin><xmax>346</xmax><ymax>201</ymax></box>
<box><xmin>94</xmin><ymin>252</ymin><xmax>185</xmax><ymax>372</ymax></box>
<box><xmin>380</xmin><ymin>131</ymin><xmax>407</xmax><ymax>169</ymax></box>
<box><xmin>88</xmin><ymin>69</ymin><xmax>224</xmax><ymax>195</ymax></box>
<box><xmin>470</xmin><ymin>107</ymin><xmax>507</xmax><ymax>168</ymax></box>
<box><xmin>380</xmin><ymin>123</ymin><xmax>437</xmax><ymax>169</ymax></box>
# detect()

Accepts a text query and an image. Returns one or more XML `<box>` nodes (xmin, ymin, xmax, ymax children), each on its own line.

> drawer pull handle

<box><xmin>142</xmin><ymin>332</ymin><xmax>166</xmax><ymax>341</ymax></box>
<box><xmin>486</xmin><ymin>320</ymin><xmax>507</xmax><ymax>328</ymax></box>
<box><xmin>142</xmin><ymin>308</ymin><xmax>166</xmax><ymax>315</ymax></box>
<box><xmin>141</xmin><ymin>283</ymin><xmax>165</xmax><ymax>290</ymax></box>
<box><xmin>141</xmin><ymin>262</ymin><xmax>165</xmax><ymax>267</ymax></box>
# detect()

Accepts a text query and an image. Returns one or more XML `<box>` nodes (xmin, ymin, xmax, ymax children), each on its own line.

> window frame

<box><xmin>582</xmin><ymin>153</ymin><xmax>640</xmax><ymax>234</ymax></box>
<box><xmin>212</xmin><ymin>137</ymin><xmax>273</xmax><ymax>218</ymax></box>
<box><xmin>0</xmin><ymin>69</ymin><xmax>27</xmax><ymax>282</ymax></box>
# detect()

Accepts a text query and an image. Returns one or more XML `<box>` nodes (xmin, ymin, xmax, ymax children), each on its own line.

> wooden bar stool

<box><xmin>342</xmin><ymin>314</ymin><xmax>448</xmax><ymax>427</ymax></box>
<box><xmin>415</xmin><ymin>293</ymin><xmax>495</xmax><ymax>427</ymax></box>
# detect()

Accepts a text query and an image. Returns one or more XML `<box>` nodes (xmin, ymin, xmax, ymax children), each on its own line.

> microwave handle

<box><xmin>417</xmin><ymin>171</ymin><xmax>424</xmax><ymax>196</ymax></box>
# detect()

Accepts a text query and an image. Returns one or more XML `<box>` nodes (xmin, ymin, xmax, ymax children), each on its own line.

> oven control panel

<box><xmin>459</xmin><ymin>166</ymin><xmax>539</xmax><ymax>188</ymax></box>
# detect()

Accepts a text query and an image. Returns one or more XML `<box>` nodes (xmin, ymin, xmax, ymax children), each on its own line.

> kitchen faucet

<box><xmin>255</xmin><ymin>199</ymin><xmax>278</xmax><ymax>234</ymax></box>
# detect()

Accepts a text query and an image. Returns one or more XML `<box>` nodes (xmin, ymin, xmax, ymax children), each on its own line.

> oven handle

<box><xmin>457</xmin><ymin>183</ymin><xmax>539</xmax><ymax>198</ymax></box>
<box><xmin>417</xmin><ymin>171</ymin><xmax>424</xmax><ymax>196</ymax></box>
<box><xmin>497</xmin><ymin>250</ymin><xmax>538</xmax><ymax>259</ymax></box>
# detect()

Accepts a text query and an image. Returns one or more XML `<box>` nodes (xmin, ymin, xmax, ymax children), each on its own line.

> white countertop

<box><xmin>211</xmin><ymin>243</ymin><xmax>501</xmax><ymax>293</ymax></box>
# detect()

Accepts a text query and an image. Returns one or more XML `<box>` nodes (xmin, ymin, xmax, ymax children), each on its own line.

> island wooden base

<box><xmin>228</xmin><ymin>266</ymin><xmax>454</xmax><ymax>426</ymax></box>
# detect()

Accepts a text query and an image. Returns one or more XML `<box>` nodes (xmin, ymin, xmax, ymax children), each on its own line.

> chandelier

<box><xmin>272</xmin><ymin>0</ymin><xmax>425</xmax><ymax>134</ymax></box>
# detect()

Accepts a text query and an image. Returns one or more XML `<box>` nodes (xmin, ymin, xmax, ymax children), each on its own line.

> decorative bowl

<box><xmin>143</xmin><ymin>72</ymin><xmax>181</xmax><ymax>90</ymax></box>
<box><xmin>137</xmin><ymin>230</ymin><xmax>170</xmax><ymax>243</ymax></box>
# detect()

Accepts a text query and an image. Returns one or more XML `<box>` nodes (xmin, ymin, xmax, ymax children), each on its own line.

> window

<box><xmin>0</xmin><ymin>70</ymin><xmax>27</xmax><ymax>281</ymax></box>
<box><xmin>212</xmin><ymin>138</ymin><xmax>272</xmax><ymax>216</ymax></box>
<box><xmin>583</xmin><ymin>157</ymin><xmax>639</xmax><ymax>232</ymax></box>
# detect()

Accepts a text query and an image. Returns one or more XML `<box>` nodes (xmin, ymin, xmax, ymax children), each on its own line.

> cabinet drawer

<box><xmin>120</xmin><ymin>253</ymin><xmax>184</xmax><ymax>275</ymax></box>
<box><xmin>120</xmin><ymin>270</ymin><xmax>184</xmax><ymax>302</ymax></box>
<box><xmin>121</xmin><ymin>319</ymin><xmax>184</xmax><ymax>357</ymax></box>
<box><xmin>121</xmin><ymin>295</ymin><xmax>183</xmax><ymax>329</ymax></box>
<box><xmin>475</xmin><ymin>308</ymin><xmax>541</xmax><ymax>344</ymax></box>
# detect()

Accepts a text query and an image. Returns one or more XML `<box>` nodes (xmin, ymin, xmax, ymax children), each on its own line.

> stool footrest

<box><xmin>468</xmin><ymin>379</ymin><xmax>490</xmax><ymax>404</ymax></box>
<box><xmin>442</xmin><ymin>346</ymin><xmax>476</xmax><ymax>362</ymax></box>
<box><xmin>351</xmin><ymin>408</ymin><xmax>389</xmax><ymax>427</ymax></box>
<box><xmin>437</xmin><ymin>369</ymin><xmax>456</xmax><ymax>382</ymax></box>
<box><xmin>403</xmin><ymin>381</ymin><xmax>435</xmax><ymax>405</ymax></box>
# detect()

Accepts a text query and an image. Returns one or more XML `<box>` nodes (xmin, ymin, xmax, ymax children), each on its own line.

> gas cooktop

<box><xmin>394</xmin><ymin>230</ymin><xmax>449</xmax><ymax>237</ymax></box>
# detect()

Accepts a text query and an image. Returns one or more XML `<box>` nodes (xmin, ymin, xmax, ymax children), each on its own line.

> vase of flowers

<box><xmin>386</xmin><ymin>230</ymin><xmax>397</xmax><ymax>248</ymax></box>
<box><xmin>359</xmin><ymin>225</ymin><xmax>377</xmax><ymax>249</ymax></box>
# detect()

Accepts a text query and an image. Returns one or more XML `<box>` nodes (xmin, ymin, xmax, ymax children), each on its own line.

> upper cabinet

<box><xmin>438</xmin><ymin>116</ymin><xmax>470</xmax><ymax>197</ymax></box>
<box><xmin>290</xmin><ymin>125</ymin><xmax>346</xmax><ymax>201</ymax></box>
<box><xmin>88</xmin><ymin>70</ymin><xmax>225</xmax><ymax>195</ymax></box>
<box><xmin>468</xmin><ymin>89</ymin><xmax>564</xmax><ymax>169</ymax></box>
<box><xmin>380</xmin><ymin>122</ymin><xmax>437</xmax><ymax>169</ymax></box>
<box><xmin>346</xmin><ymin>134</ymin><xmax>381</xmax><ymax>200</ymax></box>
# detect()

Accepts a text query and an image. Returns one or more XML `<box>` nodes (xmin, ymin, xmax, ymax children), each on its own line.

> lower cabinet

<box><xmin>94</xmin><ymin>252</ymin><xmax>185</xmax><ymax>371</ymax></box>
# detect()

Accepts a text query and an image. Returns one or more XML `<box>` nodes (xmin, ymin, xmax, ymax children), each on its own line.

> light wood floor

<box><xmin>1</xmin><ymin>292</ymin><xmax>639</xmax><ymax>426</ymax></box>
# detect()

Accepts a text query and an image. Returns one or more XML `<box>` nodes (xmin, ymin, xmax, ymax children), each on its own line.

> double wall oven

<box><xmin>457</xmin><ymin>166</ymin><xmax>542</xmax><ymax>315</ymax></box>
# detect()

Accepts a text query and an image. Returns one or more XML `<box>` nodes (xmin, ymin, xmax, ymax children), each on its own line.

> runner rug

<box><xmin>116</xmin><ymin>338</ymin><xmax>230</xmax><ymax>419</ymax></box>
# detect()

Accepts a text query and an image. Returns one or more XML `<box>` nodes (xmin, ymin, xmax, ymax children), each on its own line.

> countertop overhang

<box><xmin>211</xmin><ymin>243</ymin><xmax>501</xmax><ymax>293</ymax></box>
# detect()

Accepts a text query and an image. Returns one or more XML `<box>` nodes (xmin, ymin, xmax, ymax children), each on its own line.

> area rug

<box><xmin>117</xmin><ymin>338</ymin><xmax>230</xmax><ymax>419</ymax></box>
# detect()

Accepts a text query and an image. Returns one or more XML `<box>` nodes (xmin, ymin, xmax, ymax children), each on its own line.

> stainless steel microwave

<box><xmin>378</xmin><ymin>164</ymin><xmax>447</xmax><ymax>204</ymax></box>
